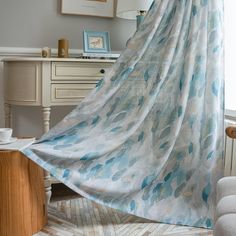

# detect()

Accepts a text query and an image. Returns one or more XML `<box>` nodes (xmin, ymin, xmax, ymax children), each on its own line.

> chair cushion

<box><xmin>214</xmin><ymin>214</ymin><xmax>236</xmax><ymax>236</ymax></box>
<box><xmin>216</xmin><ymin>195</ymin><xmax>236</xmax><ymax>219</ymax></box>
<box><xmin>217</xmin><ymin>177</ymin><xmax>236</xmax><ymax>202</ymax></box>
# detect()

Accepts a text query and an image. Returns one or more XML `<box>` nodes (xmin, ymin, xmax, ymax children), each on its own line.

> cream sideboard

<box><xmin>3</xmin><ymin>57</ymin><xmax>115</xmax><ymax>203</ymax></box>
<box><xmin>3</xmin><ymin>57</ymin><xmax>115</xmax><ymax>132</ymax></box>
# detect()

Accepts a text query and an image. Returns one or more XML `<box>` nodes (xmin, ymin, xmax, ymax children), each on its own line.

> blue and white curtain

<box><xmin>23</xmin><ymin>0</ymin><xmax>224</xmax><ymax>228</ymax></box>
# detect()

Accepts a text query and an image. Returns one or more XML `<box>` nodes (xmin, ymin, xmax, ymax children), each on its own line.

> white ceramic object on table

<box><xmin>0</xmin><ymin>128</ymin><xmax>13</xmax><ymax>142</ymax></box>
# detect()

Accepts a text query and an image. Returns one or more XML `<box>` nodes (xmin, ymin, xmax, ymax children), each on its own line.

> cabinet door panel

<box><xmin>5</xmin><ymin>62</ymin><xmax>42</xmax><ymax>106</ymax></box>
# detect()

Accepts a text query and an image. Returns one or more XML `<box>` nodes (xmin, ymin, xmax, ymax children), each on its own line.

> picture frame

<box><xmin>83</xmin><ymin>30</ymin><xmax>111</xmax><ymax>53</ymax></box>
<box><xmin>61</xmin><ymin>0</ymin><xmax>114</xmax><ymax>18</ymax></box>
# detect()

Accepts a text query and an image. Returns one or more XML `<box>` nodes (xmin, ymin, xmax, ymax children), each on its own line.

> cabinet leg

<box><xmin>4</xmin><ymin>103</ymin><xmax>12</xmax><ymax>128</ymax></box>
<box><xmin>42</xmin><ymin>107</ymin><xmax>51</xmax><ymax>134</ymax></box>
<box><xmin>44</xmin><ymin>171</ymin><xmax>52</xmax><ymax>204</ymax></box>
<box><xmin>42</xmin><ymin>107</ymin><xmax>52</xmax><ymax>204</ymax></box>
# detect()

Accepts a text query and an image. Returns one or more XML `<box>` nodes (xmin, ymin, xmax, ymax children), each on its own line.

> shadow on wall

<box><xmin>110</xmin><ymin>17</ymin><xmax>136</xmax><ymax>50</ymax></box>
<box><xmin>11</xmin><ymin>106</ymin><xmax>76</xmax><ymax>138</ymax></box>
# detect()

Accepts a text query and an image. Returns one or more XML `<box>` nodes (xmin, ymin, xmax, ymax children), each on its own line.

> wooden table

<box><xmin>0</xmin><ymin>150</ymin><xmax>47</xmax><ymax>236</ymax></box>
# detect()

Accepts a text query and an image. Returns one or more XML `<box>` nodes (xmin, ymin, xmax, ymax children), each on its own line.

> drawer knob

<box><xmin>100</xmin><ymin>69</ymin><xmax>105</xmax><ymax>74</ymax></box>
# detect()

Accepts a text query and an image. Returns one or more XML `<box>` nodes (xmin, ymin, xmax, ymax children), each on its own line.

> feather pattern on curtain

<box><xmin>23</xmin><ymin>0</ymin><xmax>224</xmax><ymax>228</ymax></box>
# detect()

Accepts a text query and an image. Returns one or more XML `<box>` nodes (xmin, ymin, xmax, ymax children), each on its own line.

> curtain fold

<box><xmin>23</xmin><ymin>0</ymin><xmax>224</xmax><ymax>228</ymax></box>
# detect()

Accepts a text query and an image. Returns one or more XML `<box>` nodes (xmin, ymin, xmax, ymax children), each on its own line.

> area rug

<box><xmin>34</xmin><ymin>197</ymin><xmax>213</xmax><ymax>236</ymax></box>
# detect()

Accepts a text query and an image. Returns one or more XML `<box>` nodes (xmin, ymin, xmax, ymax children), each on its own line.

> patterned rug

<box><xmin>34</xmin><ymin>197</ymin><xmax>213</xmax><ymax>236</ymax></box>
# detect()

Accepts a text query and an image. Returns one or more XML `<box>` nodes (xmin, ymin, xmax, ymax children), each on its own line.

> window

<box><xmin>225</xmin><ymin>1</ymin><xmax>236</xmax><ymax>112</ymax></box>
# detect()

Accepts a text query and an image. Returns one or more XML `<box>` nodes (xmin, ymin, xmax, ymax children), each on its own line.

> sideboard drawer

<box><xmin>52</xmin><ymin>62</ymin><xmax>112</xmax><ymax>82</ymax></box>
<box><xmin>51</xmin><ymin>83</ymin><xmax>96</xmax><ymax>104</ymax></box>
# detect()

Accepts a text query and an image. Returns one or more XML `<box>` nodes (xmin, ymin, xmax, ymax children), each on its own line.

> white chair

<box><xmin>214</xmin><ymin>177</ymin><xmax>236</xmax><ymax>236</ymax></box>
<box><xmin>214</xmin><ymin>126</ymin><xmax>236</xmax><ymax>236</ymax></box>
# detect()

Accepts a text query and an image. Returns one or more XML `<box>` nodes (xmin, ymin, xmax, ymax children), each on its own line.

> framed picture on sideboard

<box><xmin>83</xmin><ymin>30</ymin><xmax>111</xmax><ymax>53</ymax></box>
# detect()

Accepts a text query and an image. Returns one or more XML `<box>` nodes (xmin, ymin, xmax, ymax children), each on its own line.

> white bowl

<box><xmin>0</xmin><ymin>128</ymin><xmax>13</xmax><ymax>142</ymax></box>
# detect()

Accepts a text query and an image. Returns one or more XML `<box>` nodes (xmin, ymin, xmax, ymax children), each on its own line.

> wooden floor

<box><xmin>34</xmin><ymin>184</ymin><xmax>213</xmax><ymax>236</ymax></box>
